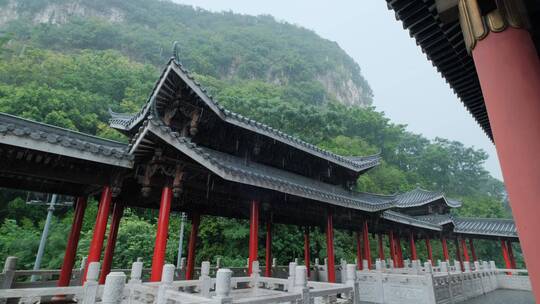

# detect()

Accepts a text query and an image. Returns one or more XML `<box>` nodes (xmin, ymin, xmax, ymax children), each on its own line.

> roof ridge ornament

<box><xmin>458</xmin><ymin>0</ymin><xmax>529</xmax><ymax>54</ymax></box>
<box><xmin>172</xmin><ymin>41</ymin><xmax>181</xmax><ymax>64</ymax></box>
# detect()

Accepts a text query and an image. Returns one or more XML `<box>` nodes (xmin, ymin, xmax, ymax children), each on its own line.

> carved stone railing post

<box><xmin>81</xmin><ymin>262</ymin><xmax>100</xmax><ymax>304</ymax></box>
<box><xmin>287</xmin><ymin>262</ymin><xmax>297</xmax><ymax>291</ymax></box>
<box><xmin>1</xmin><ymin>257</ymin><xmax>16</xmax><ymax>289</ymax></box>
<box><xmin>346</xmin><ymin>264</ymin><xmax>359</xmax><ymax>304</ymax></box>
<box><xmin>295</xmin><ymin>265</ymin><xmax>310</xmax><ymax>304</ymax></box>
<box><xmin>340</xmin><ymin>259</ymin><xmax>347</xmax><ymax>283</ymax></box>
<box><xmin>362</xmin><ymin>259</ymin><xmax>368</xmax><ymax>271</ymax></box>
<box><xmin>250</xmin><ymin>261</ymin><xmax>260</xmax><ymax>289</ymax></box>
<box><xmin>464</xmin><ymin>261</ymin><xmax>471</xmax><ymax>273</ymax></box>
<box><xmin>213</xmin><ymin>269</ymin><xmax>233</xmax><ymax>304</ymax></box>
<box><xmin>216</xmin><ymin>258</ymin><xmax>221</xmax><ymax>269</ymax></box>
<box><xmin>129</xmin><ymin>261</ymin><xmax>143</xmax><ymax>285</ymax></box>
<box><xmin>156</xmin><ymin>264</ymin><xmax>174</xmax><ymax>304</ymax></box>
<box><xmin>102</xmin><ymin>272</ymin><xmax>126</xmax><ymax>304</ymax></box>
<box><xmin>200</xmin><ymin>262</ymin><xmax>212</xmax><ymax>297</ymax></box>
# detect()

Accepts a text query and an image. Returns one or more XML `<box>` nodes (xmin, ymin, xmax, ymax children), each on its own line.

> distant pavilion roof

<box><xmin>0</xmin><ymin>112</ymin><xmax>132</xmax><ymax>168</ymax></box>
<box><xmin>394</xmin><ymin>187</ymin><xmax>462</xmax><ymax>208</ymax></box>
<box><xmin>453</xmin><ymin>217</ymin><xmax>518</xmax><ymax>238</ymax></box>
<box><xmin>109</xmin><ymin>58</ymin><xmax>380</xmax><ymax>173</ymax></box>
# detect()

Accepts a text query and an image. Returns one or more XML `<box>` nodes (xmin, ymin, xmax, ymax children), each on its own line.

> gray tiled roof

<box><xmin>382</xmin><ymin>210</ymin><xmax>443</xmax><ymax>231</ymax></box>
<box><xmin>109</xmin><ymin>58</ymin><xmax>380</xmax><ymax>173</ymax></box>
<box><xmin>394</xmin><ymin>187</ymin><xmax>462</xmax><ymax>208</ymax></box>
<box><xmin>0</xmin><ymin>112</ymin><xmax>133</xmax><ymax>168</ymax></box>
<box><xmin>414</xmin><ymin>214</ymin><xmax>454</xmax><ymax>225</ymax></box>
<box><xmin>453</xmin><ymin>217</ymin><xmax>517</xmax><ymax>238</ymax></box>
<box><xmin>131</xmin><ymin>117</ymin><xmax>470</xmax><ymax>213</ymax></box>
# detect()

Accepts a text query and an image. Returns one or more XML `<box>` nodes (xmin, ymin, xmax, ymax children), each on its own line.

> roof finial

<box><xmin>172</xmin><ymin>41</ymin><xmax>180</xmax><ymax>63</ymax></box>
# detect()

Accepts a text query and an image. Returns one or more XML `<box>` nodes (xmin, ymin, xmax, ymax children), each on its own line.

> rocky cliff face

<box><xmin>0</xmin><ymin>0</ymin><xmax>373</xmax><ymax>107</ymax></box>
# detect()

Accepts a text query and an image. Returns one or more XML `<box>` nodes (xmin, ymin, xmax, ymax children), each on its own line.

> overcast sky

<box><xmin>173</xmin><ymin>0</ymin><xmax>503</xmax><ymax>180</ymax></box>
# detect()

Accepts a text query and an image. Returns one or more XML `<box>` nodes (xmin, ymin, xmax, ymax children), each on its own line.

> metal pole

<box><xmin>31</xmin><ymin>194</ymin><xmax>57</xmax><ymax>282</ymax></box>
<box><xmin>176</xmin><ymin>212</ymin><xmax>186</xmax><ymax>269</ymax></box>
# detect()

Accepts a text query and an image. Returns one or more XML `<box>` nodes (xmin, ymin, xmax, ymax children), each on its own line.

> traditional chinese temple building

<box><xmin>0</xmin><ymin>54</ymin><xmax>520</xmax><ymax>292</ymax></box>
<box><xmin>383</xmin><ymin>0</ymin><xmax>540</xmax><ymax>300</ymax></box>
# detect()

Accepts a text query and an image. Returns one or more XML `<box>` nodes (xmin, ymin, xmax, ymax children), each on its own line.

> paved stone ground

<box><xmin>462</xmin><ymin>289</ymin><xmax>535</xmax><ymax>304</ymax></box>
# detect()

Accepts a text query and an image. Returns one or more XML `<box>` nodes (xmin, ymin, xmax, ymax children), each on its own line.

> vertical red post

<box><xmin>265</xmin><ymin>220</ymin><xmax>272</xmax><ymax>277</ymax></box>
<box><xmin>58</xmin><ymin>197</ymin><xmax>87</xmax><ymax>287</ymax></box>
<box><xmin>356</xmin><ymin>231</ymin><xmax>363</xmax><ymax>270</ymax></box>
<box><xmin>99</xmin><ymin>203</ymin><xmax>124</xmax><ymax>284</ymax></box>
<box><xmin>396</xmin><ymin>236</ymin><xmax>404</xmax><ymax>267</ymax></box>
<box><xmin>185</xmin><ymin>212</ymin><xmax>200</xmax><ymax>280</ymax></box>
<box><xmin>304</xmin><ymin>227</ymin><xmax>310</xmax><ymax>277</ymax></box>
<box><xmin>389</xmin><ymin>231</ymin><xmax>397</xmax><ymax>266</ymax></box>
<box><xmin>460</xmin><ymin>238</ymin><xmax>470</xmax><ymax>262</ymax></box>
<box><xmin>469</xmin><ymin>239</ymin><xmax>477</xmax><ymax>262</ymax></box>
<box><xmin>472</xmin><ymin>26</ymin><xmax>540</xmax><ymax>297</ymax></box>
<box><xmin>507</xmin><ymin>240</ymin><xmax>517</xmax><ymax>269</ymax></box>
<box><xmin>442</xmin><ymin>237</ymin><xmax>450</xmax><ymax>261</ymax></box>
<box><xmin>378</xmin><ymin>234</ymin><xmax>385</xmax><ymax>261</ymax></box>
<box><xmin>363</xmin><ymin>220</ymin><xmax>371</xmax><ymax>270</ymax></box>
<box><xmin>426</xmin><ymin>237</ymin><xmax>433</xmax><ymax>262</ymax></box>
<box><xmin>455</xmin><ymin>238</ymin><xmax>464</xmax><ymax>271</ymax></box>
<box><xmin>83</xmin><ymin>186</ymin><xmax>112</xmax><ymax>282</ymax></box>
<box><xmin>248</xmin><ymin>200</ymin><xmax>259</xmax><ymax>275</ymax></box>
<box><xmin>150</xmin><ymin>186</ymin><xmax>173</xmax><ymax>282</ymax></box>
<box><xmin>326</xmin><ymin>212</ymin><xmax>336</xmax><ymax>283</ymax></box>
<box><xmin>501</xmin><ymin>240</ymin><xmax>512</xmax><ymax>270</ymax></box>
<box><xmin>409</xmin><ymin>232</ymin><xmax>417</xmax><ymax>260</ymax></box>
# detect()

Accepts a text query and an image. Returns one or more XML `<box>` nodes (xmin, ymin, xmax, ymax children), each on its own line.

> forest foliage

<box><xmin>0</xmin><ymin>0</ymin><xmax>517</xmax><ymax>270</ymax></box>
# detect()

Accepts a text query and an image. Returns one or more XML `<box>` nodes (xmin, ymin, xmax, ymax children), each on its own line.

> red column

<box><xmin>363</xmin><ymin>221</ymin><xmax>371</xmax><ymax>270</ymax></box>
<box><xmin>507</xmin><ymin>240</ymin><xmax>517</xmax><ymax>269</ymax></box>
<box><xmin>150</xmin><ymin>186</ymin><xmax>173</xmax><ymax>282</ymax></box>
<box><xmin>409</xmin><ymin>232</ymin><xmax>417</xmax><ymax>260</ymax></box>
<box><xmin>426</xmin><ymin>238</ymin><xmax>433</xmax><ymax>262</ymax></box>
<box><xmin>472</xmin><ymin>26</ymin><xmax>540</xmax><ymax>296</ymax></box>
<box><xmin>265</xmin><ymin>220</ymin><xmax>272</xmax><ymax>277</ymax></box>
<box><xmin>83</xmin><ymin>186</ymin><xmax>112</xmax><ymax>282</ymax></box>
<box><xmin>378</xmin><ymin>234</ymin><xmax>385</xmax><ymax>261</ymax></box>
<box><xmin>441</xmin><ymin>237</ymin><xmax>449</xmax><ymax>261</ymax></box>
<box><xmin>248</xmin><ymin>200</ymin><xmax>259</xmax><ymax>275</ymax></box>
<box><xmin>396</xmin><ymin>236</ymin><xmax>404</xmax><ymax>267</ymax></box>
<box><xmin>389</xmin><ymin>231</ymin><xmax>397</xmax><ymax>266</ymax></box>
<box><xmin>501</xmin><ymin>240</ymin><xmax>512</xmax><ymax>270</ymax></box>
<box><xmin>58</xmin><ymin>197</ymin><xmax>87</xmax><ymax>287</ymax></box>
<box><xmin>304</xmin><ymin>227</ymin><xmax>310</xmax><ymax>277</ymax></box>
<box><xmin>326</xmin><ymin>212</ymin><xmax>336</xmax><ymax>283</ymax></box>
<box><xmin>469</xmin><ymin>239</ymin><xmax>477</xmax><ymax>262</ymax></box>
<box><xmin>455</xmin><ymin>238</ymin><xmax>464</xmax><ymax>271</ymax></box>
<box><xmin>460</xmin><ymin>238</ymin><xmax>470</xmax><ymax>262</ymax></box>
<box><xmin>99</xmin><ymin>203</ymin><xmax>124</xmax><ymax>284</ymax></box>
<box><xmin>356</xmin><ymin>231</ymin><xmax>363</xmax><ymax>270</ymax></box>
<box><xmin>185</xmin><ymin>212</ymin><xmax>200</xmax><ymax>280</ymax></box>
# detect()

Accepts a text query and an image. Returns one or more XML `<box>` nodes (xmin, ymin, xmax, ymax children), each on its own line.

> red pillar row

<box><xmin>460</xmin><ymin>238</ymin><xmax>470</xmax><ymax>262</ymax></box>
<box><xmin>455</xmin><ymin>238</ymin><xmax>464</xmax><ymax>271</ymax></box>
<box><xmin>389</xmin><ymin>231</ymin><xmax>397</xmax><ymax>267</ymax></box>
<box><xmin>83</xmin><ymin>186</ymin><xmax>112</xmax><ymax>283</ymax></box>
<box><xmin>265</xmin><ymin>220</ymin><xmax>272</xmax><ymax>277</ymax></box>
<box><xmin>150</xmin><ymin>186</ymin><xmax>173</xmax><ymax>282</ymax></box>
<box><xmin>248</xmin><ymin>200</ymin><xmax>259</xmax><ymax>275</ymax></box>
<box><xmin>326</xmin><ymin>212</ymin><xmax>336</xmax><ymax>283</ymax></box>
<box><xmin>501</xmin><ymin>240</ymin><xmax>512</xmax><ymax>270</ymax></box>
<box><xmin>58</xmin><ymin>197</ymin><xmax>87</xmax><ymax>287</ymax></box>
<box><xmin>356</xmin><ymin>231</ymin><xmax>363</xmax><ymax>270</ymax></box>
<box><xmin>185</xmin><ymin>212</ymin><xmax>200</xmax><ymax>280</ymax></box>
<box><xmin>99</xmin><ymin>203</ymin><xmax>124</xmax><ymax>284</ymax></box>
<box><xmin>441</xmin><ymin>237</ymin><xmax>450</xmax><ymax>261</ymax></box>
<box><xmin>469</xmin><ymin>239</ymin><xmax>477</xmax><ymax>262</ymax></box>
<box><xmin>409</xmin><ymin>232</ymin><xmax>417</xmax><ymax>260</ymax></box>
<box><xmin>507</xmin><ymin>241</ymin><xmax>517</xmax><ymax>269</ymax></box>
<box><xmin>363</xmin><ymin>221</ymin><xmax>371</xmax><ymax>270</ymax></box>
<box><xmin>304</xmin><ymin>227</ymin><xmax>310</xmax><ymax>277</ymax></box>
<box><xmin>425</xmin><ymin>238</ymin><xmax>433</xmax><ymax>262</ymax></box>
<box><xmin>396</xmin><ymin>236</ymin><xmax>404</xmax><ymax>268</ymax></box>
<box><xmin>378</xmin><ymin>234</ymin><xmax>385</xmax><ymax>261</ymax></box>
